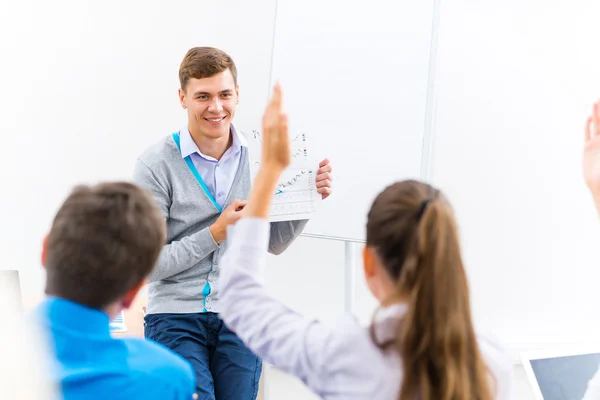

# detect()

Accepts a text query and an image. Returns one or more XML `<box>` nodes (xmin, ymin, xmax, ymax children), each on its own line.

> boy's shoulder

<box><xmin>121</xmin><ymin>337</ymin><xmax>195</xmax><ymax>389</ymax></box>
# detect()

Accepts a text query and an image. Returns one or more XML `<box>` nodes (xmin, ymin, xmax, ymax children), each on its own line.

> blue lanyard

<box><xmin>172</xmin><ymin>132</ymin><xmax>223</xmax><ymax>213</ymax></box>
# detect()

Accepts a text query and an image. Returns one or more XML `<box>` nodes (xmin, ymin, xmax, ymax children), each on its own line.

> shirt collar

<box><xmin>179</xmin><ymin>124</ymin><xmax>247</xmax><ymax>160</ymax></box>
<box><xmin>371</xmin><ymin>303</ymin><xmax>408</xmax><ymax>345</ymax></box>
<box><xmin>38</xmin><ymin>297</ymin><xmax>111</xmax><ymax>337</ymax></box>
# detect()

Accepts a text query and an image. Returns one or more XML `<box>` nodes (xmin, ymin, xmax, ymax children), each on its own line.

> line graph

<box><xmin>248</xmin><ymin>129</ymin><xmax>319</xmax><ymax>222</ymax></box>
<box><xmin>252</xmin><ymin>147</ymin><xmax>306</xmax><ymax>167</ymax></box>
<box><xmin>276</xmin><ymin>169</ymin><xmax>307</xmax><ymax>191</ymax></box>
<box><xmin>251</xmin><ymin>130</ymin><xmax>302</xmax><ymax>145</ymax></box>
<box><xmin>271</xmin><ymin>168</ymin><xmax>319</xmax><ymax>220</ymax></box>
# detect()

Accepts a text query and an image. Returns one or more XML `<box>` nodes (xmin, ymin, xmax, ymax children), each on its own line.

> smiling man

<box><xmin>133</xmin><ymin>47</ymin><xmax>333</xmax><ymax>400</ymax></box>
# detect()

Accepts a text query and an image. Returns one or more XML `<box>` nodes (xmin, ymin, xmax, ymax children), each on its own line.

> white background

<box><xmin>3</xmin><ymin>0</ymin><xmax>600</xmax><ymax>398</ymax></box>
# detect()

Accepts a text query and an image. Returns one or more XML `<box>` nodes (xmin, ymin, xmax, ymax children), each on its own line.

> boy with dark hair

<box><xmin>36</xmin><ymin>182</ymin><xmax>196</xmax><ymax>400</ymax></box>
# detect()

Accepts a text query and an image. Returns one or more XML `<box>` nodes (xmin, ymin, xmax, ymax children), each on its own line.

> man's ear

<box><xmin>363</xmin><ymin>246</ymin><xmax>376</xmax><ymax>278</ymax></box>
<box><xmin>41</xmin><ymin>235</ymin><xmax>48</xmax><ymax>269</ymax></box>
<box><xmin>178</xmin><ymin>88</ymin><xmax>187</xmax><ymax>109</ymax></box>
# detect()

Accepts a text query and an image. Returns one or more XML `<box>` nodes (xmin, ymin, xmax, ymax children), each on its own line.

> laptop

<box><xmin>522</xmin><ymin>345</ymin><xmax>600</xmax><ymax>399</ymax></box>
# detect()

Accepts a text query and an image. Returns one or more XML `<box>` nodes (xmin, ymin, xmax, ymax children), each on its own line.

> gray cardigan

<box><xmin>133</xmin><ymin>134</ymin><xmax>307</xmax><ymax>314</ymax></box>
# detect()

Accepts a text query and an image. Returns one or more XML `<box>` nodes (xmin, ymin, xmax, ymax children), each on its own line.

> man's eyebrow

<box><xmin>193</xmin><ymin>89</ymin><xmax>233</xmax><ymax>96</ymax></box>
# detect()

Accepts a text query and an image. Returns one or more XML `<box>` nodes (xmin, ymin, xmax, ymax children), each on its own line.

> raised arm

<box><xmin>220</xmin><ymin>218</ymin><xmax>333</xmax><ymax>390</ymax></box>
<box><xmin>220</xmin><ymin>83</ymin><xmax>336</xmax><ymax>391</ymax></box>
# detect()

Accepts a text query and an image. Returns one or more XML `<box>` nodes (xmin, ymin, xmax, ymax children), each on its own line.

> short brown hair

<box><xmin>179</xmin><ymin>47</ymin><xmax>238</xmax><ymax>91</ymax></box>
<box><xmin>44</xmin><ymin>182</ymin><xmax>166</xmax><ymax>309</ymax></box>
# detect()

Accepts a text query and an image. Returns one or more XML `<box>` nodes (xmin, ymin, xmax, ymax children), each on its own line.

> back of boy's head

<box><xmin>44</xmin><ymin>182</ymin><xmax>165</xmax><ymax>310</ymax></box>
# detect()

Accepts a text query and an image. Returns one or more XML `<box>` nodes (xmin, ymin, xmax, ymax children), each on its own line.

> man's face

<box><xmin>179</xmin><ymin>69</ymin><xmax>239</xmax><ymax>139</ymax></box>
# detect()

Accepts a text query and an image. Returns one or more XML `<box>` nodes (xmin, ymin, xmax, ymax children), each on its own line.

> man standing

<box><xmin>133</xmin><ymin>47</ymin><xmax>332</xmax><ymax>399</ymax></box>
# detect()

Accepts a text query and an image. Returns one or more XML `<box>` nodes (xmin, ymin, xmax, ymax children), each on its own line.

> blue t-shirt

<box><xmin>35</xmin><ymin>297</ymin><xmax>195</xmax><ymax>400</ymax></box>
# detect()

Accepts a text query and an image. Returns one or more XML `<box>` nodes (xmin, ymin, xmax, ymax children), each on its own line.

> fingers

<box><xmin>231</xmin><ymin>211</ymin><xmax>244</xmax><ymax>223</ymax></box>
<box><xmin>265</xmin><ymin>82</ymin><xmax>283</xmax><ymax>117</ymax></box>
<box><xmin>319</xmin><ymin>158</ymin><xmax>330</xmax><ymax>168</ymax></box>
<box><xmin>261</xmin><ymin>82</ymin><xmax>291</xmax><ymax>168</ymax></box>
<box><xmin>316</xmin><ymin>178</ymin><xmax>332</xmax><ymax>188</ymax></box>
<box><xmin>586</xmin><ymin>116</ymin><xmax>593</xmax><ymax>141</ymax></box>
<box><xmin>230</xmin><ymin>199</ymin><xmax>247</xmax><ymax>207</ymax></box>
<box><xmin>262</xmin><ymin>82</ymin><xmax>287</xmax><ymax>138</ymax></box>
<box><xmin>280</xmin><ymin>112</ymin><xmax>289</xmax><ymax>136</ymax></box>
<box><xmin>316</xmin><ymin>169</ymin><xmax>332</xmax><ymax>199</ymax></box>
<box><xmin>270</xmin><ymin>81</ymin><xmax>282</xmax><ymax>107</ymax></box>
<box><xmin>317</xmin><ymin>164</ymin><xmax>332</xmax><ymax>174</ymax></box>
<box><xmin>316</xmin><ymin>171</ymin><xmax>332</xmax><ymax>183</ymax></box>
<box><xmin>594</xmin><ymin>102</ymin><xmax>600</xmax><ymax>139</ymax></box>
<box><xmin>317</xmin><ymin>187</ymin><xmax>332</xmax><ymax>199</ymax></box>
<box><xmin>229</xmin><ymin>199</ymin><xmax>248</xmax><ymax>210</ymax></box>
<box><xmin>585</xmin><ymin>101</ymin><xmax>600</xmax><ymax>142</ymax></box>
<box><xmin>590</xmin><ymin>102</ymin><xmax>600</xmax><ymax>139</ymax></box>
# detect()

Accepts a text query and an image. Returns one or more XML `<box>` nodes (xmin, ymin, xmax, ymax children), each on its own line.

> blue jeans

<box><xmin>144</xmin><ymin>312</ymin><xmax>262</xmax><ymax>400</ymax></box>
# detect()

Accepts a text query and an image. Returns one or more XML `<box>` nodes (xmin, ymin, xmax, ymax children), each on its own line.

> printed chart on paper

<box><xmin>249</xmin><ymin>130</ymin><xmax>321</xmax><ymax>222</ymax></box>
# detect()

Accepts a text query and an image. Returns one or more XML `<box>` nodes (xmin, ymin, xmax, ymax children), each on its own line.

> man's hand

<box><xmin>209</xmin><ymin>199</ymin><xmax>247</xmax><ymax>243</ymax></box>
<box><xmin>316</xmin><ymin>158</ymin><xmax>332</xmax><ymax>200</ymax></box>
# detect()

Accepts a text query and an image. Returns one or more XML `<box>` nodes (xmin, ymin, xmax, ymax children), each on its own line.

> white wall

<box><xmin>268</xmin><ymin>0</ymin><xmax>434</xmax><ymax>241</ymax></box>
<box><xmin>0</xmin><ymin>0</ymin><xmax>276</xmax><ymax>298</ymax></box>
<box><xmin>430</xmin><ymin>0</ymin><xmax>600</xmax><ymax>349</ymax></box>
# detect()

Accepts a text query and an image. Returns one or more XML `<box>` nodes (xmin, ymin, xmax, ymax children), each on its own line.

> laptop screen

<box><xmin>528</xmin><ymin>353</ymin><xmax>600</xmax><ymax>400</ymax></box>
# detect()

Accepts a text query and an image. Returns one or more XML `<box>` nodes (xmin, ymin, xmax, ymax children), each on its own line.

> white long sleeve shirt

<box><xmin>219</xmin><ymin>218</ymin><xmax>514</xmax><ymax>399</ymax></box>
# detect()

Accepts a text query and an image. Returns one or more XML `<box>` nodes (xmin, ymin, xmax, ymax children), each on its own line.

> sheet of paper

<box><xmin>109</xmin><ymin>311</ymin><xmax>127</xmax><ymax>333</ymax></box>
<box><xmin>248</xmin><ymin>130</ymin><xmax>321</xmax><ymax>222</ymax></box>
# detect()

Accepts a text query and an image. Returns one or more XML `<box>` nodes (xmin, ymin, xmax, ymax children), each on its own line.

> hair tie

<box><xmin>416</xmin><ymin>198</ymin><xmax>432</xmax><ymax>221</ymax></box>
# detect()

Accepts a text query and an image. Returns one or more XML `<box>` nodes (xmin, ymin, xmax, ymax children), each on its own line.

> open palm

<box><xmin>584</xmin><ymin>102</ymin><xmax>600</xmax><ymax>195</ymax></box>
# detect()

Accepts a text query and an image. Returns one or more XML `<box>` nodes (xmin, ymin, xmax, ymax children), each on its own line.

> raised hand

<box><xmin>261</xmin><ymin>82</ymin><xmax>290</xmax><ymax>171</ymax></box>
<box><xmin>245</xmin><ymin>83</ymin><xmax>291</xmax><ymax>219</ymax></box>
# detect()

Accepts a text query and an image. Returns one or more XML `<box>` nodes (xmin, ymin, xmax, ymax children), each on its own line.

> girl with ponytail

<box><xmin>219</xmin><ymin>83</ymin><xmax>513</xmax><ymax>399</ymax></box>
<box><xmin>365</xmin><ymin>181</ymin><xmax>505</xmax><ymax>400</ymax></box>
